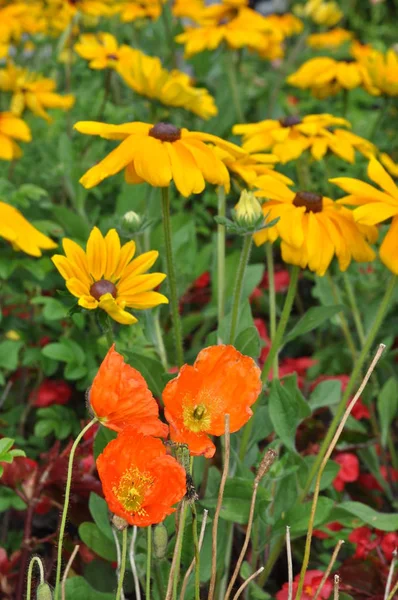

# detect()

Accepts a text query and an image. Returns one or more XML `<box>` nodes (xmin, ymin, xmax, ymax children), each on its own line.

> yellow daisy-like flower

<box><xmin>264</xmin><ymin>13</ymin><xmax>303</xmax><ymax>38</ymax></box>
<box><xmin>113</xmin><ymin>0</ymin><xmax>165</xmax><ymax>22</ymax></box>
<box><xmin>233</xmin><ymin>113</ymin><xmax>375</xmax><ymax>164</ymax></box>
<box><xmin>295</xmin><ymin>0</ymin><xmax>342</xmax><ymax>26</ymax></box>
<box><xmin>331</xmin><ymin>158</ymin><xmax>398</xmax><ymax>274</ymax></box>
<box><xmin>360</xmin><ymin>49</ymin><xmax>398</xmax><ymax>97</ymax></box>
<box><xmin>0</xmin><ymin>62</ymin><xmax>75</xmax><ymax>122</ymax></box>
<box><xmin>172</xmin><ymin>0</ymin><xmax>205</xmax><ymax>20</ymax></box>
<box><xmin>117</xmin><ymin>49</ymin><xmax>217</xmax><ymax>120</ymax></box>
<box><xmin>74</xmin><ymin>32</ymin><xmax>135</xmax><ymax>70</ymax></box>
<box><xmin>0</xmin><ymin>112</ymin><xmax>31</xmax><ymax>160</ymax></box>
<box><xmin>306</xmin><ymin>28</ymin><xmax>353</xmax><ymax>50</ymax></box>
<box><xmin>380</xmin><ymin>153</ymin><xmax>398</xmax><ymax>178</ymax></box>
<box><xmin>0</xmin><ymin>201</ymin><xmax>57</xmax><ymax>256</ymax></box>
<box><xmin>52</xmin><ymin>227</ymin><xmax>168</xmax><ymax>325</ymax></box>
<box><xmin>74</xmin><ymin>120</ymin><xmax>244</xmax><ymax>196</ymax></box>
<box><xmin>0</xmin><ymin>3</ymin><xmax>26</xmax><ymax>44</ymax></box>
<box><xmin>253</xmin><ymin>177</ymin><xmax>377</xmax><ymax>276</ymax></box>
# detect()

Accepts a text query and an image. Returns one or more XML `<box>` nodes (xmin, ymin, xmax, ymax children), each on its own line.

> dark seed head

<box><xmin>293</xmin><ymin>191</ymin><xmax>323</xmax><ymax>213</ymax></box>
<box><xmin>90</xmin><ymin>279</ymin><xmax>117</xmax><ymax>301</ymax></box>
<box><xmin>279</xmin><ymin>115</ymin><xmax>302</xmax><ymax>127</ymax></box>
<box><xmin>149</xmin><ymin>122</ymin><xmax>181</xmax><ymax>142</ymax></box>
<box><xmin>107</xmin><ymin>53</ymin><xmax>118</xmax><ymax>60</ymax></box>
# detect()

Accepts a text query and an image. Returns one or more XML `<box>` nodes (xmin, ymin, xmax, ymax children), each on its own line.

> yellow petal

<box><xmin>380</xmin><ymin>216</ymin><xmax>398</xmax><ymax>275</ymax></box>
<box><xmin>66</xmin><ymin>277</ymin><xmax>91</xmax><ymax>298</ymax></box>
<box><xmin>86</xmin><ymin>226</ymin><xmax>106</xmax><ymax>280</ymax></box>
<box><xmin>114</xmin><ymin>239</ymin><xmax>136</xmax><ymax>279</ymax></box>
<box><xmin>62</xmin><ymin>238</ymin><xmax>89</xmax><ymax>276</ymax></box>
<box><xmin>122</xmin><ymin>250</ymin><xmax>159</xmax><ymax>279</ymax></box>
<box><xmin>353</xmin><ymin>202</ymin><xmax>398</xmax><ymax>225</ymax></box>
<box><xmin>98</xmin><ymin>292</ymin><xmax>137</xmax><ymax>324</ymax></box>
<box><xmin>78</xmin><ymin>295</ymin><xmax>99</xmax><ymax>309</ymax></box>
<box><xmin>117</xmin><ymin>272</ymin><xmax>166</xmax><ymax>295</ymax></box>
<box><xmin>133</xmin><ymin>136</ymin><xmax>172</xmax><ymax>187</ymax></box>
<box><xmin>330</xmin><ymin>177</ymin><xmax>397</xmax><ymax>206</ymax></box>
<box><xmin>120</xmin><ymin>291</ymin><xmax>169</xmax><ymax>309</ymax></box>
<box><xmin>165</xmin><ymin>141</ymin><xmax>205</xmax><ymax>197</ymax></box>
<box><xmin>104</xmin><ymin>229</ymin><xmax>121</xmax><ymax>279</ymax></box>
<box><xmin>368</xmin><ymin>158</ymin><xmax>398</xmax><ymax>199</ymax></box>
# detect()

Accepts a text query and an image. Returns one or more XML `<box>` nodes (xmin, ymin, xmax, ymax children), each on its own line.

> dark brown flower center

<box><xmin>149</xmin><ymin>122</ymin><xmax>181</xmax><ymax>142</ymax></box>
<box><xmin>90</xmin><ymin>279</ymin><xmax>117</xmax><ymax>301</ymax></box>
<box><xmin>279</xmin><ymin>115</ymin><xmax>302</xmax><ymax>127</ymax></box>
<box><xmin>107</xmin><ymin>53</ymin><xmax>118</xmax><ymax>60</ymax></box>
<box><xmin>293</xmin><ymin>191</ymin><xmax>323</xmax><ymax>213</ymax></box>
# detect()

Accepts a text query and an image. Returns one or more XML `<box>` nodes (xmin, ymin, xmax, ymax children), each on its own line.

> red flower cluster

<box><xmin>349</xmin><ymin>527</ymin><xmax>398</xmax><ymax>561</ymax></box>
<box><xmin>31</xmin><ymin>379</ymin><xmax>72</xmax><ymax>407</ymax></box>
<box><xmin>333</xmin><ymin>452</ymin><xmax>360</xmax><ymax>491</ymax></box>
<box><xmin>276</xmin><ymin>569</ymin><xmax>332</xmax><ymax>600</ymax></box>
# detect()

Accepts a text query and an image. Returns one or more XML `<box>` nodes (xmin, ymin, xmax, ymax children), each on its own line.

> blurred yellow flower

<box><xmin>295</xmin><ymin>0</ymin><xmax>342</xmax><ymax>26</ymax></box>
<box><xmin>0</xmin><ymin>3</ymin><xmax>26</xmax><ymax>43</ymax></box>
<box><xmin>172</xmin><ymin>0</ymin><xmax>205</xmax><ymax>20</ymax></box>
<box><xmin>331</xmin><ymin>158</ymin><xmax>398</xmax><ymax>274</ymax></box>
<box><xmin>307</xmin><ymin>28</ymin><xmax>353</xmax><ymax>50</ymax></box>
<box><xmin>253</xmin><ymin>178</ymin><xmax>377</xmax><ymax>276</ymax></box>
<box><xmin>264</xmin><ymin>13</ymin><xmax>303</xmax><ymax>38</ymax></box>
<box><xmin>233</xmin><ymin>114</ymin><xmax>375</xmax><ymax>164</ymax></box>
<box><xmin>5</xmin><ymin>330</ymin><xmax>21</xmax><ymax>341</ymax></box>
<box><xmin>0</xmin><ymin>201</ymin><xmax>57</xmax><ymax>256</ymax></box>
<box><xmin>74</xmin><ymin>120</ymin><xmax>244</xmax><ymax>196</ymax></box>
<box><xmin>113</xmin><ymin>0</ymin><xmax>165</xmax><ymax>22</ymax></box>
<box><xmin>74</xmin><ymin>32</ymin><xmax>134</xmax><ymax>70</ymax></box>
<box><xmin>0</xmin><ymin>62</ymin><xmax>75</xmax><ymax>122</ymax></box>
<box><xmin>0</xmin><ymin>111</ymin><xmax>31</xmax><ymax>160</ymax></box>
<box><xmin>361</xmin><ymin>49</ymin><xmax>398</xmax><ymax>96</ymax></box>
<box><xmin>52</xmin><ymin>227</ymin><xmax>168</xmax><ymax>325</ymax></box>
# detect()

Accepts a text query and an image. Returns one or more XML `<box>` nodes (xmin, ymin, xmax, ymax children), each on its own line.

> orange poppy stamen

<box><xmin>149</xmin><ymin>122</ymin><xmax>181</xmax><ymax>142</ymax></box>
<box><xmin>113</xmin><ymin>467</ymin><xmax>154</xmax><ymax>515</ymax></box>
<box><xmin>293</xmin><ymin>191</ymin><xmax>323</xmax><ymax>213</ymax></box>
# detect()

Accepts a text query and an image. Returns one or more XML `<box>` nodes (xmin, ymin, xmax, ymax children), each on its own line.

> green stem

<box><xmin>191</xmin><ymin>505</ymin><xmax>201</xmax><ymax>600</ymax></box>
<box><xmin>238</xmin><ymin>265</ymin><xmax>300</xmax><ymax>462</ymax></box>
<box><xmin>229</xmin><ymin>235</ymin><xmax>253</xmax><ymax>344</ymax></box>
<box><xmin>342</xmin><ymin>88</ymin><xmax>350</xmax><ymax>118</ymax></box>
<box><xmin>26</xmin><ymin>556</ymin><xmax>45</xmax><ymax>600</ymax></box>
<box><xmin>225</xmin><ymin>50</ymin><xmax>244</xmax><ymax>122</ymax></box>
<box><xmin>265</xmin><ymin>243</ymin><xmax>278</xmax><ymax>377</ymax></box>
<box><xmin>54</xmin><ymin>418</ymin><xmax>98</xmax><ymax>600</ymax></box>
<box><xmin>115</xmin><ymin>527</ymin><xmax>128</xmax><ymax>600</ymax></box>
<box><xmin>217</xmin><ymin>186</ymin><xmax>226</xmax><ymax>336</ymax></box>
<box><xmin>153</xmin><ymin>309</ymin><xmax>169</xmax><ymax>369</ymax></box>
<box><xmin>302</xmin><ymin>273</ymin><xmax>396</xmax><ymax>498</ymax></box>
<box><xmin>342</xmin><ymin>271</ymin><xmax>366</xmax><ymax>346</ymax></box>
<box><xmin>146</xmin><ymin>526</ymin><xmax>152</xmax><ymax>600</ymax></box>
<box><xmin>161</xmin><ymin>186</ymin><xmax>184</xmax><ymax>367</ymax></box>
<box><xmin>173</xmin><ymin>502</ymin><xmax>188</xmax><ymax>600</ymax></box>
<box><xmin>327</xmin><ymin>273</ymin><xmax>358</xmax><ymax>361</ymax></box>
<box><xmin>106</xmin><ymin>315</ymin><xmax>115</xmax><ymax>348</ymax></box>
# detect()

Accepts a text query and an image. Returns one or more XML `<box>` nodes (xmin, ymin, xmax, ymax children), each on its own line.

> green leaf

<box><xmin>94</xmin><ymin>427</ymin><xmax>117</xmax><ymax>460</ymax></box>
<box><xmin>41</xmin><ymin>342</ymin><xmax>74</xmax><ymax>363</ymax></box>
<box><xmin>0</xmin><ymin>438</ymin><xmax>14</xmax><ymax>455</ymax></box>
<box><xmin>89</xmin><ymin>493</ymin><xmax>113</xmax><ymax>540</ymax></box>
<box><xmin>284</xmin><ymin>305</ymin><xmax>344</xmax><ymax>343</ymax></box>
<box><xmin>339</xmin><ymin>501</ymin><xmax>398</xmax><ymax>531</ymax></box>
<box><xmin>63</xmin><ymin>576</ymin><xmax>115</xmax><ymax>600</ymax></box>
<box><xmin>31</xmin><ymin>297</ymin><xmax>67</xmax><ymax>320</ymax></box>
<box><xmin>273</xmin><ymin>496</ymin><xmax>334</xmax><ymax>539</ymax></box>
<box><xmin>0</xmin><ymin>341</ymin><xmax>23</xmax><ymax>371</ymax></box>
<box><xmin>201</xmin><ymin>477</ymin><xmax>271</xmax><ymax>524</ymax></box>
<box><xmin>309</xmin><ymin>380</ymin><xmax>342</xmax><ymax>411</ymax></box>
<box><xmin>234</xmin><ymin>326</ymin><xmax>261</xmax><ymax>359</ymax></box>
<box><xmin>377</xmin><ymin>377</ymin><xmax>398</xmax><ymax>447</ymax></box>
<box><xmin>297</xmin><ymin>456</ymin><xmax>340</xmax><ymax>493</ymax></box>
<box><xmin>126</xmin><ymin>352</ymin><xmax>165</xmax><ymax>398</ymax></box>
<box><xmin>268</xmin><ymin>378</ymin><xmax>311</xmax><ymax>452</ymax></box>
<box><xmin>52</xmin><ymin>206</ymin><xmax>90</xmax><ymax>240</ymax></box>
<box><xmin>78</xmin><ymin>522</ymin><xmax>117</xmax><ymax>561</ymax></box>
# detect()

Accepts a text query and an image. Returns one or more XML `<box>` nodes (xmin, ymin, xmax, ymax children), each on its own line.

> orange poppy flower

<box><xmin>163</xmin><ymin>345</ymin><xmax>262</xmax><ymax>458</ymax></box>
<box><xmin>89</xmin><ymin>345</ymin><xmax>168</xmax><ymax>436</ymax></box>
<box><xmin>97</xmin><ymin>428</ymin><xmax>186</xmax><ymax>526</ymax></box>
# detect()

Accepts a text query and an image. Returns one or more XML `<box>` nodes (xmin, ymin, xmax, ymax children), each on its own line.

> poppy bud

<box><xmin>36</xmin><ymin>583</ymin><xmax>53</xmax><ymax>600</ymax></box>
<box><xmin>153</xmin><ymin>523</ymin><xmax>168</xmax><ymax>558</ymax></box>
<box><xmin>234</xmin><ymin>190</ymin><xmax>263</xmax><ymax>227</ymax></box>
<box><xmin>112</xmin><ymin>515</ymin><xmax>129</xmax><ymax>531</ymax></box>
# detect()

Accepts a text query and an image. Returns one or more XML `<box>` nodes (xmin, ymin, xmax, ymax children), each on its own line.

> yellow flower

<box><xmin>0</xmin><ymin>3</ymin><xmax>26</xmax><ymax>44</ymax></box>
<box><xmin>307</xmin><ymin>28</ymin><xmax>353</xmax><ymax>50</ymax></box>
<box><xmin>380</xmin><ymin>153</ymin><xmax>398</xmax><ymax>178</ymax></box>
<box><xmin>74</xmin><ymin>120</ymin><xmax>244</xmax><ymax>196</ymax></box>
<box><xmin>117</xmin><ymin>49</ymin><xmax>217</xmax><ymax>120</ymax></box>
<box><xmin>287</xmin><ymin>56</ymin><xmax>372</xmax><ymax>98</ymax></box>
<box><xmin>253</xmin><ymin>177</ymin><xmax>377</xmax><ymax>276</ymax></box>
<box><xmin>172</xmin><ymin>0</ymin><xmax>205</xmax><ymax>20</ymax></box>
<box><xmin>0</xmin><ymin>112</ymin><xmax>31</xmax><ymax>160</ymax></box>
<box><xmin>0</xmin><ymin>201</ymin><xmax>57</xmax><ymax>256</ymax></box>
<box><xmin>331</xmin><ymin>158</ymin><xmax>398</xmax><ymax>274</ymax></box>
<box><xmin>233</xmin><ymin>113</ymin><xmax>375</xmax><ymax>164</ymax></box>
<box><xmin>295</xmin><ymin>0</ymin><xmax>342</xmax><ymax>26</ymax></box>
<box><xmin>52</xmin><ymin>227</ymin><xmax>168</xmax><ymax>325</ymax></box>
<box><xmin>235</xmin><ymin>189</ymin><xmax>263</xmax><ymax>226</ymax></box>
<box><xmin>361</xmin><ymin>49</ymin><xmax>398</xmax><ymax>96</ymax></box>
<box><xmin>74</xmin><ymin>32</ymin><xmax>135</xmax><ymax>70</ymax></box>
<box><xmin>113</xmin><ymin>0</ymin><xmax>165</xmax><ymax>22</ymax></box>
<box><xmin>5</xmin><ymin>330</ymin><xmax>21</xmax><ymax>341</ymax></box>
<box><xmin>264</xmin><ymin>13</ymin><xmax>303</xmax><ymax>38</ymax></box>
<box><xmin>0</xmin><ymin>62</ymin><xmax>75</xmax><ymax>122</ymax></box>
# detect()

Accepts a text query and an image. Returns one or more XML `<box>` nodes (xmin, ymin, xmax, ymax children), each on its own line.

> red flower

<box><xmin>276</xmin><ymin>569</ymin><xmax>332</xmax><ymax>599</ymax></box>
<box><xmin>278</xmin><ymin>356</ymin><xmax>317</xmax><ymax>387</ymax></box>
<box><xmin>350</xmin><ymin>397</ymin><xmax>370</xmax><ymax>420</ymax></box>
<box><xmin>381</xmin><ymin>532</ymin><xmax>398</xmax><ymax>561</ymax></box>
<box><xmin>32</xmin><ymin>379</ymin><xmax>72</xmax><ymax>407</ymax></box>
<box><xmin>333</xmin><ymin>453</ymin><xmax>360</xmax><ymax>491</ymax></box>
<box><xmin>313</xmin><ymin>521</ymin><xmax>344</xmax><ymax>539</ymax></box>
<box><xmin>1</xmin><ymin>456</ymin><xmax>37</xmax><ymax>489</ymax></box>
<box><xmin>349</xmin><ymin>527</ymin><xmax>382</xmax><ymax>559</ymax></box>
<box><xmin>358</xmin><ymin>473</ymin><xmax>383</xmax><ymax>492</ymax></box>
<box><xmin>263</xmin><ymin>269</ymin><xmax>290</xmax><ymax>292</ymax></box>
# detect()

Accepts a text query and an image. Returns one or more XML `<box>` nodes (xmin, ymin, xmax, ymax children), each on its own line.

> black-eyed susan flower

<box><xmin>253</xmin><ymin>177</ymin><xmax>377</xmax><ymax>276</ymax></box>
<box><xmin>233</xmin><ymin>114</ymin><xmax>375</xmax><ymax>164</ymax></box>
<box><xmin>117</xmin><ymin>50</ymin><xmax>217</xmax><ymax>119</ymax></box>
<box><xmin>0</xmin><ymin>112</ymin><xmax>31</xmax><ymax>160</ymax></box>
<box><xmin>295</xmin><ymin>0</ymin><xmax>342</xmax><ymax>26</ymax></box>
<box><xmin>52</xmin><ymin>227</ymin><xmax>168</xmax><ymax>325</ymax></box>
<box><xmin>0</xmin><ymin>201</ymin><xmax>57</xmax><ymax>256</ymax></box>
<box><xmin>331</xmin><ymin>158</ymin><xmax>398</xmax><ymax>274</ymax></box>
<box><xmin>287</xmin><ymin>56</ymin><xmax>371</xmax><ymax>98</ymax></box>
<box><xmin>306</xmin><ymin>28</ymin><xmax>353</xmax><ymax>50</ymax></box>
<box><xmin>264</xmin><ymin>13</ymin><xmax>303</xmax><ymax>38</ymax></box>
<box><xmin>0</xmin><ymin>62</ymin><xmax>75</xmax><ymax>122</ymax></box>
<box><xmin>172</xmin><ymin>0</ymin><xmax>204</xmax><ymax>20</ymax></box>
<box><xmin>74</xmin><ymin>120</ymin><xmax>244</xmax><ymax>196</ymax></box>
<box><xmin>361</xmin><ymin>49</ymin><xmax>398</xmax><ymax>97</ymax></box>
<box><xmin>74</xmin><ymin>32</ymin><xmax>134</xmax><ymax>70</ymax></box>
<box><xmin>113</xmin><ymin>0</ymin><xmax>165</xmax><ymax>22</ymax></box>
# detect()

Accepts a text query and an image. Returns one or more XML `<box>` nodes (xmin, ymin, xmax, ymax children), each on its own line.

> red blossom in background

<box><xmin>180</xmin><ymin>271</ymin><xmax>211</xmax><ymax>307</ymax></box>
<box><xmin>333</xmin><ymin>453</ymin><xmax>360</xmax><ymax>491</ymax></box>
<box><xmin>31</xmin><ymin>379</ymin><xmax>72</xmax><ymax>407</ymax></box>
<box><xmin>0</xmin><ymin>548</ymin><xmax>21</xmax><ymax>599</ymax></box>
<box><xmin>276</xmin><ymin>569</ymin><xmax>332</xmax><ymax>599</ymax></box>
<box><xmin>381</xmin><ymin>532</ymin><xmax>398</xmax><ymax>561</ymax></box>
<box><xmin>313</xmin><ymin>521</ymin><xmax>344</xmax><ymax>539</ymax></box>
<box><xmin>310</xmin><ymin>374</ymin><xmax>370</xmax><ymax>419</ymax></box>
<box><xmin>263</xmin><ymin>269</ymin><xmax>290</xmax><ymax>292</ymax></box>
<box><xmin>349</xmin><ymin>527</ymin><xmax>382</xmax><ymax>559</ymax></box>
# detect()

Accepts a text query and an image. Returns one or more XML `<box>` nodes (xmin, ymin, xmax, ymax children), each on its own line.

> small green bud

<box><xmin>121</xmin><ymin>211</ymin><xmax>142</xmax><ymax>233</ymax></box>
<box><xmin>36</xmin><ymin>583</ymin><xmax>53</xmax><ymax>600</ymax></box>
<box><xmin>234</xmin><ymin>190</ymin><xmax>263</xmax><ymax>227</ymax></box>
<box><xmin>153</xmin><ymin>523</ymin><xmax>168</xmax><ymax>558</ymax></box>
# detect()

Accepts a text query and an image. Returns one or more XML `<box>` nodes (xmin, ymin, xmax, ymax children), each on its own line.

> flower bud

<box><xmin>122</xmin><ymin>211</ymin><xmax>142</xmax><ymax>233</ymax></box>
<box><xmin>153</xmin><ymin>523</ymin><xmax>168</xmax><ymax>558</ymax></box>
<box><xmin>36</xmin><ymin>583</ymin><xmax>53</xmax><ymax>600</ymax></box>
<box><xmin>112</xmin><ymin>514</ymin><xmax>129</xmax><ymax>531</ymax></box>
<box><xmin>234</xmin><ymin>190</ymin><xmax>263</xmax><ymax>227</ymax></box>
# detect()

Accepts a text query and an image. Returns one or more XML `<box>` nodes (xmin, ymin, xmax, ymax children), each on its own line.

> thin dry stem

<box><xmin>286</xmin><ymin>527</ymin><xmax>293</xmax><ymax>600</ymax></box>
<box><xmin>61</xmin><ymin>545</ymin><xmax>80</xmax><ymax>600</ymax></box>
<box><xmin>208</xmin><ymin>414</ymin><xmax>230</xmax><ymax>600</ymax></box>
<box><xmin>180</xmin><ymin>510</ymin><xmax>209</xmax><ymax>600</ymax></box>
<box><xmin>384</xmin><ymin>549</ymin><xmax>397</xmax><ymax>600</ymax></box>
<box><xmin>313</xmin><ymin>540</ymin><xmax>344</xmax><ymax>600</ymax></box>
<box><xmin>333</xmin><ymin>575</ymin><xmax>340</xmax><ymax>600</ymax></box>
<box><xmin>112</xmin><ymin>527</ymin><xmax>125</xmax><ymax>600</ymax></box>
<box><xmin>165</xmin><ymin>501</ymin><xmax>187</xmax><ymax>600</ymax></box>
<box><xmin>129</xmin><ymin>526</ymin><xmax>141</xmax><ymax>600</ymax></box>
<box><xmin>231</xmin><ymin>567</ymin><xmax>264</xmax><ymax>600</ymax></box>
<box><xmin>295</xmin><ymin>344</ymin><xmax>385</xmax><ymax>600</ymax></box>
